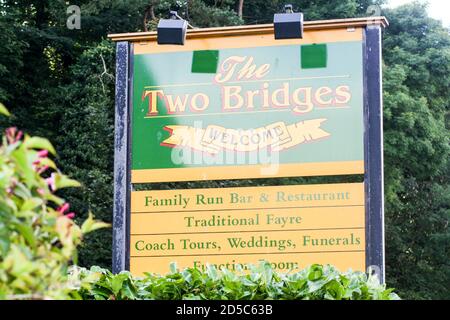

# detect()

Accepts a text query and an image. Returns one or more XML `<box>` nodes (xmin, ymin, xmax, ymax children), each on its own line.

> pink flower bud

<box><xmin>15</xmin><ymin>131</ymin><xmax>23</xmax><ymax>142</ymax></box>
<box><xmin>66</xmin><ymin>212</ymin><xmax>75</xmax><ymax>219</ymax></box>
<box><xmin>5</xmin><ymin>127</ymin><xmax>23</xmax><ymax>144</ymax></box>
<box><xmin>58</xmin><ymin>203</ymin><xmax>70</xmax><ymax>214</ymax></box>
<box><xmin>5</xmin><ymin>127</ymin><xmax>17</xmax><ymax>144</ymax></box>
<box><xmin>37</xmin><ymin>150</ymin><xmax>48</xmax><ymax>158</ymax></box>
<box><xmin>37</xmin><ymin>165</ymin><xmax>49</xmax><ymax>174</ymax></box>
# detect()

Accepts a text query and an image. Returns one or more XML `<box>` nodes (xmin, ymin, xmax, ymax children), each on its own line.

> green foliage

<box><xmin>140</xmin><ymin>1</ymin><xmax>243</xmax><ymax>32</ymax></box>
<box><xmin>382</xmin><ymin>3</ymin><xmax>450</xmax><ymax>300</ymax></box>
<box><xmin>0</xmin><ymin>104</ymin><xmax>10</xmax><ymax>117</ymax></box>
<box><xmin>56</xmin><ymin>40</ymin><xmax>116</xmax><ymax>268</ymax></box>
<box><xmin>238</xmin><ymin>0</ymin><xmax>385</xmax><ymax>24</ymax></box>
<box><xmin>0</xmin><ymin>106</ymin><xmax>109</xmax><ymax>300</ymax></box>
<box><xmin>71</xmin><ymin>262</ymin><xmax>400</xmax><ymax>300</ymax></box>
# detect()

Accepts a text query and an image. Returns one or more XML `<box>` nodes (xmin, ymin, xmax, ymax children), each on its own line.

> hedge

<box><xmin>70</xmin><ymin>262</ymin><xmax>400</xmax><ymax>300</ymax></box>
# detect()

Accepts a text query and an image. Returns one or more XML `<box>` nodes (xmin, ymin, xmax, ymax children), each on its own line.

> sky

<box><xmin>385</xmin><ymin>0</ymin><xmax>450</xmax><ymax>27</ymax></box>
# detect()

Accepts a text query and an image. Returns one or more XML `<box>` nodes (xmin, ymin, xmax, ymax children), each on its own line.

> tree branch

<box><xmin>237</xmin><ymin>0</ymin><xmax>244</xmax><ymax>19</ymax></box>
<box><xmin>143</xmin><ymin>3</ymin><xmax>156</xmax><ymax>32</ymax></box>
<box><xmin>97</xmin><ymin>53</ymin><xmax>114</xmax><ymax>95</ymax></box>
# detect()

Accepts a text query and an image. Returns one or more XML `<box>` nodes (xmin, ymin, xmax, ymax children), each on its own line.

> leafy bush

<box><xmin>71</xmin><ymin>262</ymin><xmax>400</xmax><ymax>300</ymax></box>
<box><xmin>0</xmin><ymin>104</ymin><xmax>109</xmax><ymax>300</ymax></box>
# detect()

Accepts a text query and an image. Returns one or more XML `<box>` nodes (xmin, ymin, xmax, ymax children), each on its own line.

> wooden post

<box><xmin>112</xmin><ymin>41</ymin><xmax>132</xmax><ymax>274</ymax></box>
<box><xmin>363</xmin><ymin>24</ymin><xmax>385</xmax><ymax>283</ymax></box>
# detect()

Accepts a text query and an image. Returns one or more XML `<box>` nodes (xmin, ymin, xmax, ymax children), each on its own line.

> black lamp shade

<box><xmin>274</xmin><ymin>12</ymin><xmax>304</xmax><ymax>39</ymax></box>
<box><xmin>157</xmin><ymin>19</ymin><xmax>188</xmax><ymax>45</ymax></box>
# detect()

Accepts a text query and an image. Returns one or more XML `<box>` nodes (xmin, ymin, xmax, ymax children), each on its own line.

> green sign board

<box><xmin>131</xmin><ymin>29</ymin><xmax>365</xmax><ymax>182</ymax></box>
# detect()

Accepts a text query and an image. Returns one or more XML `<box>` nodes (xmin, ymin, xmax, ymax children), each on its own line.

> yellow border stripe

<box><xmin>134</xmin><ymin>28</ymin><xmax>363</xmax><ymax>55</ymax></box>
<box><xmin>131</xmin><ymin>161</ymin><xmax>364</xmax><ymax>183</ymax></box>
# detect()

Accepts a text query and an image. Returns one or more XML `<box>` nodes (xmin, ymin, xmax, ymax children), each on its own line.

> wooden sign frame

<box><xmin>109</xmin><ymin>16</ymin><xmax>388</xmax><ymax>282</ymax></box>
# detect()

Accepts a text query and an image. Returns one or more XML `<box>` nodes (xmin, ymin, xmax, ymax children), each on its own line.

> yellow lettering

<box><xmin>292</xmin><ymin>87</ymin><xmax>313</xmax><ymax>114</ymax></box>
<box><xmin>335</xmin><ymin>85</ymin><xmax>352</xmax><ymax>105</ymax></box>
<box><xmin>315</xmin><ymin>86</ymin><xmax>333</xmax><ymax>106</ymax></box>
<box><xmin>272</xmin><ymin>82</ymin><xmax>290</xmax><ymax>107</ymax></box>
<box><xmin>143</xmin><ymin>90</ymin><xmax>164</xmax><ymax>116</ymax></box>
<box><xmin>215</xmin><ymin>56</ymin><xmax>246</xmax><ymax>83</ymax></box>
<box><xmin>191</xmin><ymin>93</ymin><xmax>210</xmax><ymax>111</ymax></box>
<box><xmin>223</xmin><ymin>86</ymin><xmax>244</xmax><ymax>110</ymax></box>
<box><xmin>246</xmin><ymin>90</ymin><xmax>260</xmax><ymax>109</ymax></box>
<box><xmin>166</xmin><ymin>94</ymin><xmax>189</xmax><ymax>113</ymax></box>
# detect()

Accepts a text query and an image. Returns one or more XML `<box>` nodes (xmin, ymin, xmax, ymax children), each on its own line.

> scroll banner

<box><xmin>162</xmin><ymin>118</ymin><xmax>330</xmax><ymax>154</ymax></box>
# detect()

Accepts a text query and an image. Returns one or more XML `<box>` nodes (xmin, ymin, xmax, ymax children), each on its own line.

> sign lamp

<box><xmin>273</xmin><ymin>4</ymin><xmax>304</xmax><ymax>39</ymax></box>
<box><xmin>157</xmin><ymin>11</ymin><xmax>188</xmax><ymax>45</ymax></box>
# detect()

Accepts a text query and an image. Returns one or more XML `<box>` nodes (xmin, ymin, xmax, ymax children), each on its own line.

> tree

<box><xmin>0</xmin><ymin>12</ymin><xmax>26</xmax><ymax>104</ymax></box>
<box><xmin>382</xmin><ymin>3</ymin><xmax>450</xmax><ymax>299</ymax></box>
<box><xmin>54</xmin><ymin>41</ymin><xmax>116</xmax><ymax>268</ymax></box>
<box><xmin>238</xmin><ymin>0</ymin><xmax>385</xmax><ymax>24</ymax></box>
<box><xmin>237</xmin><ymin>0</ymin><xmax>244</xmax><ymax>19</ymax></box>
